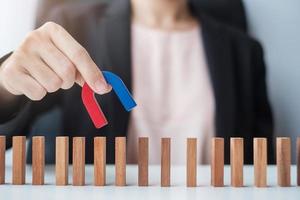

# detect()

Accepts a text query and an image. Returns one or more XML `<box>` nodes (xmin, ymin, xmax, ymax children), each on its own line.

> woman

<box><xmin>0</xmin><ymin>0</ymin><xmax>274</xmax><ymax>164</ymax></box>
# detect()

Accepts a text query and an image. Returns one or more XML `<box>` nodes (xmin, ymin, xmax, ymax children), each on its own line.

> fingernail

<box><xmin>95</xmin><ymin>80</ymin><xmax>108</xmax><ymax>94</ymax></box>
<box><xmin>107</xmin><ymin>84</ymin><xmax>112</xmax><ymax>92</ymax></box>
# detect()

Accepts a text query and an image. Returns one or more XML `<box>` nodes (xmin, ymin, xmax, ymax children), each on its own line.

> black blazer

<box><xmin>0</xmin><ymin>0</ymin><xmax>274</xmax><ymax>164</ymax></box>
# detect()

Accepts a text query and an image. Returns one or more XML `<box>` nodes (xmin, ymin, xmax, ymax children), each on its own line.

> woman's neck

<box><xmin>131</xmin><ymin>0</ymin><xmax>198</xmax><ymax>31</ymax></box>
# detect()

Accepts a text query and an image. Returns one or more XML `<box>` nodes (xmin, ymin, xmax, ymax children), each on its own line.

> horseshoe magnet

<box><xmin>81</xmin><ymin>71</ymin><xmax>137</xmax><ymax>129</ymax></box>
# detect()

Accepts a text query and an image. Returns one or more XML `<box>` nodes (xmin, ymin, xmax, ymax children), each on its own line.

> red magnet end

<box><xmin>81</xmin><ymin>83</ymin><xmax>108</xmax><ymax>128</ymax></box>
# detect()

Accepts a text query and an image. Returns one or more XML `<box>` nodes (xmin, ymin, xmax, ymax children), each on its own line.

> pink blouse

<box><xmin>127</xmin><ymin>23</ymin><xmax>215</xmax><ymax>164</ymax></box>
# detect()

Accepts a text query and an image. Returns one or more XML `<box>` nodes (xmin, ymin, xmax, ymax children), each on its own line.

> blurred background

<box><xmin>0</xmin><ymin>0</ymin><xmax>300</xmax><ymax>163</ymax></box>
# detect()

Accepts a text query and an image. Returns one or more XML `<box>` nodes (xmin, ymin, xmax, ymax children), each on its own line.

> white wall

<box><xmin>0</xmin><ymin>0</ymin><xmax>39</xmax><ymax>55</ymax></box>
<box><xmin>243</xmin><ymin>0</ymin><xmax>300</xmax><ymax>162</ymax></box>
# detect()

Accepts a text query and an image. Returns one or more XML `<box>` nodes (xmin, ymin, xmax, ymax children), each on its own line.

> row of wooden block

<box><xmin>0</xmin><ymin>136</ymin><xmax>298</xmax><ymax>187</ymax></box>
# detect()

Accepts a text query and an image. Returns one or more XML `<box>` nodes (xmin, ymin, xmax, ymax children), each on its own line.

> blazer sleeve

<box><xmin>0</xmin><ymin>61</ymin><xmax>63</xmax><ymax>149</ymax></box>
<box><xmin>251</xmin><ymin>41</ymin><xmax>275</xmax><ymax>163</ymax></box>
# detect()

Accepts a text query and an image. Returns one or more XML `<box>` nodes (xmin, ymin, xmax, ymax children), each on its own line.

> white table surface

<box><xmin>0</xmin><ymin>165</ymin><xmax>299</xmax><ymax>200</ymax></box>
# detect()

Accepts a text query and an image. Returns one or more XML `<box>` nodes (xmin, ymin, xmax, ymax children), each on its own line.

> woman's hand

<box><xmin>0</xmin><ymin>21</ymin><xmax>111</xmax><ymax>102</ymax></box>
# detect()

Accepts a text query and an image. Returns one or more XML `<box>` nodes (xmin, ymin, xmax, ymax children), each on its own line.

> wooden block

<box><xmin>94</xmin><ymin>137</ymin><xmax>106</xmax><ymax>186</ymax></box>
<box><xmin>12</xmin><ymin>136</ymin><xmax>26</xmax><ymax>185</ymax></box>
<box><xmin>0</xmin><ymin>136</ymin><xmax>5</xmax><ymax>184</ymax></box>
<box><xmin>115</xmin><ymin>137</ymin><xmax>126</xmax><ymax>186</ymax></box>
<box><xmin>55</xmin><ymin>136</ymin><xmax>69</xmax><ymax>185</ymax></box>
<box><xmin>211</xmin><ymin>137</ymin><xmax>224</xmax><ymax>187</ymax></box>
<box><xmin>230</xmin><ymin>137</ymin><xmax>243</xmax><ymax>187</ymax></box>
<box><xmin>72</xmin><ymin>137</ymin><xmax>85</xmax><ymax>186</ymax></box>
<box><xmin>32</xmin><ymin>136</ymin><xmax>45</xmax><ymax>185</ymax></box>
<box><xmin>253</xmin><ymin>138</ymin><xmax>267</xmax><ymax>187</ymax></box>
<box><xmin>297</xmin><ymin>137</ymin><xmax>300</xmax><ymax>186</ymax></box>
<box><xmin>138</xmin><ymin>137</ymin><xmax>148</xmax><ymax>186</ymax></box>
<box><xmin>276</xmin><ymin>137</ymin><xmax>291</xmax><ymax>187</ymax></box>
<box><xmin>161</xmin><ymin>138</ymin><xmax>171</xmax><ymax>187</ymax></box>
<box><xmin>186</xmin><ymin>138</ymin><xmax>197</xmax><ymax>187</ymax></box>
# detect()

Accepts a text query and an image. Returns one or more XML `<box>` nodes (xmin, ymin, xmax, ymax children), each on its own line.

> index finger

<box><xmin>42</xmin><ymin>22</ymin><xmax>110</xmax><ymax>94</ymax></box>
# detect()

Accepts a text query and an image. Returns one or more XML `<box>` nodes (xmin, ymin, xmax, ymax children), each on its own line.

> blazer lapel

<box><xmin>103</xmin><ymin>0</ymin><xmax>131</xmax><ymax>131</ymax></box>
<box><xmin>200</xmin><ymin>14</ymin><xmax>236</xmax><ymax>162</ymax></box>
<box><xmin>96</xmin><ymin>0</ymin><xmax>131</xmax><ymax>163</ymax></box>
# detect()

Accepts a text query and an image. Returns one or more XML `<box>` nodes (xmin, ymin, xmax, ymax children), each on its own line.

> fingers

<box><xmin>41</xmin><ymin>22</ymin><xmax>111</xmax><ymax>94</ymax></box>
<box><xmin>0</xmin><ymin>22</ymin><xmax>112</xmax><ymax>103</ymax></box>
<box><xmin>3</xmin><ymin>65</ymin><xmax>47</xmax><ymax>101</ymax></box>
<box><xmin>24</xmin><ymin>57</ymin><xmax>63</xmax><ymax>93</ymax></box>
<box><xmin>38</xmin><ymin>41</ymin><xmax>75</xmax><ymax>90</ymax></box>
<box><xmin>75</xmin><ymin>71</ymin><xmax>85</xmax><ymax>87</ymax></box>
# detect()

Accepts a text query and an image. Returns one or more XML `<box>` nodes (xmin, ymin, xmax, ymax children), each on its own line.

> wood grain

<box><xmin>138</xmin><ymin>137</ymin><xmax>148</xmax><ymax>186</ymax></box>
<box><xmin>161</xmin><ymin>138</ymin><xmax>171</xmax><ymax>187</ymax></box>
<box><xmin>12</xmin><ymin>136</ymin><xmax>26</xmax><ymax>185</ymax></box>
<box><xmin>297</xmin><ymin>137</ymin><xmax>300</xmax><ymax>186</ymax></box>
<box><xmin>72</xmin><ymin>137</ymin><xmax>85</xmax><ymax>186</ymax></box>
<box><xmin>276</xmin><ymin>137</ymin><xmax>291</xmax><ymax>187</ymax></box>
<box><xmin>32</xmin><ymin>136</ymin><xmax>45</xmax><ymax>185</ymax></box>
<box><xmin>186</xmin><ymin>138</ymin><xmax>197</xmax><ymax>187</ymax></box>
<box><xmin>94</xmin><ymin>137</ymin><xmax>106</xmax><ymax>186</ymax></box>
<box><xmin>115</xmin><ymin>137</ymin><xmax>126</xmax><ymax>186</ymax></box>
<box><xmin>253</xmin><ymin>138</ymin><xmax>267</xmax><ymax>187</ymax></box>
<box><xmin>0</xmin><ymin>136</ymin><xmax>5</xmax><ymax>184</ymax></box>
<box><xmin>211</xmin><ymin>137</ymin><xmax>224</xmax><ymax>187</ymax></box>
<box><xmin>56</xmin><ymin>137</ymin><xmax>69</xmax><ymax>185</ymax></box>
<box><xmin>230</xmin><ymin>137</ymin><xmax>244</xmax><ymax>187</ymax></box>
